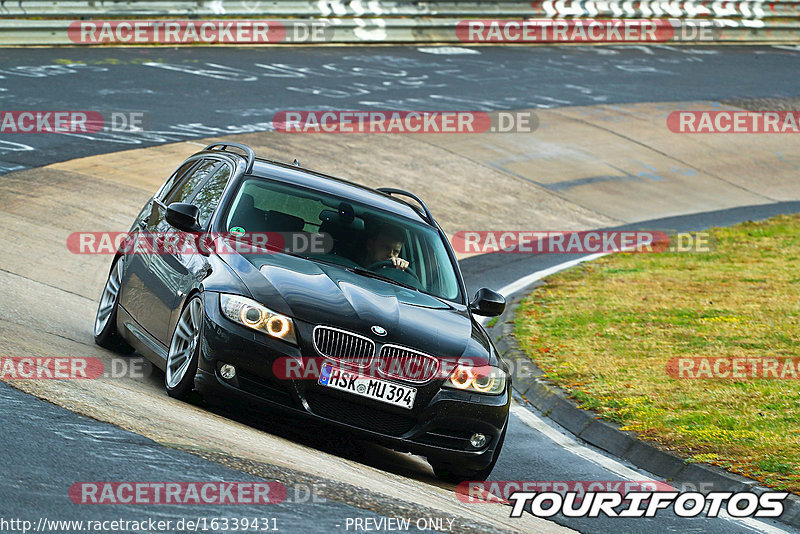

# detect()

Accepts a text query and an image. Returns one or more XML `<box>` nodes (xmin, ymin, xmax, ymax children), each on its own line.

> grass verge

<box><xmin>515</xmin><ymin>214</ymin><xmax>800</xmax><ymax>493</ymax></box>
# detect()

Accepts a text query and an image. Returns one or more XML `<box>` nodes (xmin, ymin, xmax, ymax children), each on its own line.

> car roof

<box><xmin>248</xmin><ymin>158</ymin><xmax>429</xmax><ymax>225</ymax></box>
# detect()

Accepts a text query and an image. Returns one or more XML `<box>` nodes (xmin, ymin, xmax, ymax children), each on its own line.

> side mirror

<box><xmin>469</xmin><ymin>288</ymin><xmax>506</xmax><ymax>317</ymax></box>
<box><xmin>166</xmin><ymin>202</ymin><xmax>201</xmax><ymax>232</ymax></box>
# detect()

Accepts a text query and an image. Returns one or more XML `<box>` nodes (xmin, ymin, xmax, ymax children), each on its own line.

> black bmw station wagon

<box><xmin>94</xmin><ymin>142</ymin><xmax>510</xmax><ymax>481</ymax></box>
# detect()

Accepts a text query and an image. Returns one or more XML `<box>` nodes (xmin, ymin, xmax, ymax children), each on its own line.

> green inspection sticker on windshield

<box><xmin>230</xmin><ymin>226</ymin><xmax>246</xmax><ymax>235</ymax></box>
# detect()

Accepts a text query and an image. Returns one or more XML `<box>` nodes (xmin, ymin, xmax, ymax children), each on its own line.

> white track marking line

<box><xmin>496</xmin><ymin>255</ymin><xmax>791</xmax><ymax>534</ymax></box>
<box><xmin>511</xmin><ymin>403</ymin><xmax>644</xmax><ymax>480</ymax></box>
<box><xmin>497</xmin><ymin>253</ymin><xmax>607</xmax><ymax>297</ymax></box>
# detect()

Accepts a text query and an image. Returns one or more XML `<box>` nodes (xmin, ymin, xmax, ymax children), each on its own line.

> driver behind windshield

<box><xmin>361</xmin><ymin>223</ymin><xmax>409</xmax><ymax>271</ymax></box>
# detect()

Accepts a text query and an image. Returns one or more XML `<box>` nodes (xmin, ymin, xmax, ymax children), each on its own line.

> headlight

<box><xmin>443</xmin><ymin>364</ymin><xmax>506</xmax><ymax>395</ymax></box>
<box><xmin>219</xmin><ymin>294</ymin><xmax>297</xmax><ymax>345</ymax></box>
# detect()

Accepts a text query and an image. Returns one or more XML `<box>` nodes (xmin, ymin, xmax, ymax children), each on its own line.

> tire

<box><xmin>430</xmin><ymin>424</ymin><xmax>507</xmax><ymax>483</ymax></box>
<box><xmin>94</xmin><ymin>257</ymin><xmax>134</xmax><ymax>354</ymax></box>
<box><xmin>165</xmin><ymin>296</ymin><xmax>203</xmax><ymax>400</ymax></box>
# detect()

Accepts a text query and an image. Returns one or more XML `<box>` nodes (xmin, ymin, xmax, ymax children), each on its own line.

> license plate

<box><xmin>318</xmin><ymin>362</ymin><xmax>416</xmax><ymax>410</ymax></box>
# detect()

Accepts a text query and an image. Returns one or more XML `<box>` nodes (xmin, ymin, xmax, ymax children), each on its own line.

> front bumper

<box><xmin>196</xmin><ymin>292</ymin><xmax>510</xmax><ymax>470</ymax></box>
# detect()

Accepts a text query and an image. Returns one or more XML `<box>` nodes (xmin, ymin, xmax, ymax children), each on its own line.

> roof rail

<box><xmin>377</xmin><ymin>188</ymin><xmax>435</xmax><ymax>225</ymax></box>
<box><xmin>204</xmin><ymin>142</ymin><xmax>255</xmax><ymax>174</ymax></box>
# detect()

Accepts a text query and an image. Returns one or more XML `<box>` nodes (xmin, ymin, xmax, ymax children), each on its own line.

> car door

<box><xmin>135</xmin><ymin>158</ymin><xmax>231</xmax><ymax>345</ymax></box>
<box><xmin>119</xmin><ymin>157</ymin><xmax>201</xmax><ymax>338</ymax></box>
<box><xmin>162</xmin><ymin>159</ymin><xmax>234</xmax><ymax>345</ymax></box>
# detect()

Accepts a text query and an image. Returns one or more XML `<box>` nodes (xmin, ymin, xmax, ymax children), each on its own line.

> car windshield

<box><xmin>220</xmin><ymin>176</ymin><xmax>462</xmax><ymax>302</ymax></box>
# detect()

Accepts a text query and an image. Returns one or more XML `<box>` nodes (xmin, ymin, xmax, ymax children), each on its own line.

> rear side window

<box><xmin>192</xmin><ymin>164</ymin><xmax>232</xmax><ymax>228</ymax></box>
<box><xmin>165</xmin><ymin>159</ymin><xmax>220</xmax><ymax>205</ymax></box>
<box><xmin>155</xmin><ymin>160</ymin><xmax>198</xmax><ymax>202</ymax></box>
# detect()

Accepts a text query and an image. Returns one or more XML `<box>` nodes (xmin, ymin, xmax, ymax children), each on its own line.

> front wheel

<box><xmin>94</xmin><ymin>257</ymin><xmax>134</xmax><ymax>354</ymax></box>
<box><xmin>430</xmin><ymin>424</ymin><xmax>507</xmax><ymax>483</ymax></box>
<box><xmin>165</xmin><ymin>296</ymin><xmax>203</xmax><ymax>400</ymax></box>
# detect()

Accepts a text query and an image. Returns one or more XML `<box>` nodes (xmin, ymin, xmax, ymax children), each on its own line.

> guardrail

<box><xmin>2</xmin><ymin>0</ymin><xmax>799</xmax><ymax>19</ymax></box>
<box><xmin>1</xmin><ymin>0</ymin><xmax>799</xmax><ymax>44</ymax></box>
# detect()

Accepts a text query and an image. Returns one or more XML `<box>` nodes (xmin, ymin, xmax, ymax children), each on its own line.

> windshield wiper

<box><xmin>347</xmin><ymin>267</ymin><xmax>419</xmax><ymax>291</ymax></box>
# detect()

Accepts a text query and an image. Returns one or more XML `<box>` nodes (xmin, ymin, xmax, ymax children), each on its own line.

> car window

<box><xmin>223</xmin><ymin>177</ymin><xmax>462</xmax><ymax>302</ymax></box>
<box><xmin>165</xmin><ymin>159</ymin><xmax>220</xmax><ymax>205</ymax></box>
<box><xmin>191</xmin><ymin>164</ymin><xmax>232</xmax><ymax>228</ymax></box>
<box><xmin>155</xmin><ymin>159</ymin><xmax>198</xmax><ymax>203</ymax></box>
<box><xmin>247</xmin><ymin>182</ymin><xmax>326</xmax><ymax>232</ymax></box>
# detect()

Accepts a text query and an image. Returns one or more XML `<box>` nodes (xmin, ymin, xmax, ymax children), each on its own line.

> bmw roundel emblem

<box><xmin>371</xmin><ymin>325</ymin><xmax>387</xmax><ymax>336</ymax></box>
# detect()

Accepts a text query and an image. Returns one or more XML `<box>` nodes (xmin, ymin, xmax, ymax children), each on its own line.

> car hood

<box><xmin>225</xmin><ymin>252</ymin><xmax>490</xmax><ymax>363</ymax></box>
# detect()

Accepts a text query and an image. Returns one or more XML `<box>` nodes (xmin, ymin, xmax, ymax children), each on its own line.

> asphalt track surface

<box><xmin>1</xmin><ymin>44</ymin><xmax>800</xmax><ymax>169</ymax></box>
<box><xmin>1</xmin><ymin>45</ymin><xmax>800</xmax><ymax>534</ymax></box>
<box><xmin>0</xmin><ymin>381</ymin><xmax>389</xmax><ymax>530</ymax></box>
